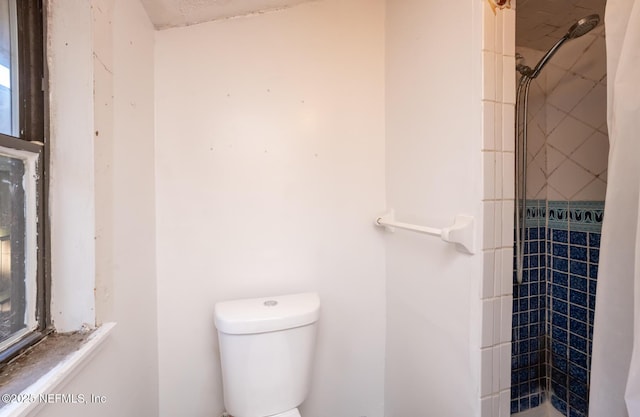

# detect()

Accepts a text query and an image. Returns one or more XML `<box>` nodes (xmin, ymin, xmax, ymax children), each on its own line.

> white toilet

<box><xmin>214</xmin><ymin>292</ymin><xmax>320</xmax><ymax>417</ymax></box>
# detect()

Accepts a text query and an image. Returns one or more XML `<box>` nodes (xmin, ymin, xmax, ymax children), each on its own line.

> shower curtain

<box><xmin>589</xmin><ymin>0</ymin><xmax>640</xmax><ymax>416</ymax></box>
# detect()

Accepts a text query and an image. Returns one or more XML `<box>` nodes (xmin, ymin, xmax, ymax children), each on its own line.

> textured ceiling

<box><xmin>140</xmin><ymin>0</ymin><xmax>606</xmax><ymax>47</ymax></box>
<box><xmin>139</xmin><ymin>0</ymin><xmax>317</xmax><ymax>29</ymax></box>
<box><xmin>517</xmin><ymin>0</ymin><xmax>606</xmax><ymax>51</ymax></box>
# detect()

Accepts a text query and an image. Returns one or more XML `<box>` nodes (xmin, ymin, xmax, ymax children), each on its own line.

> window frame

<box><xmin>0</xmin><ymin>0</ymin><xmax>50</xmax><ymax>364</ymax></box>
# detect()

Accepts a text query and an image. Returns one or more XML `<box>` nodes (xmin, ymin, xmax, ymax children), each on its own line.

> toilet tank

<box><xmin>214</xmin><ymin>292</ymin><xmax>320</xmax><ymax>417</ymax></box>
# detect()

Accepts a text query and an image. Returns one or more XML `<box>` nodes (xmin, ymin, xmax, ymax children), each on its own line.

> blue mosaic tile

<box><xmin>552</xmin><ymin>284</ymin><xmax>568</xmax><ymax>301</ymax></box>
<box><xmin>551</xmin><ymin>395</ymin><xmax>568</xmax><ymax>414</ymax></box>
<box><xmin>569</xmin><ymin>401</ymin><xmax>587</xmax><ymax>417</ymax></box>
<box><xmin>530</xmin><ymin>351</ymin><xmax>540</xmax><ymax>364</ymax></box>
<box><xmin>530</xmin><ymin>241</ymin><xmax>539</xmax><ymax>253</ymax></box>
<box><xmin>569</xmin><ymin>362</ymin><xmax>588</xmax><ymax>382</ymax></box>
<box><xmin>553</xmin><ymin>271</ymin><xmax>569</xmax><ymax>286</ymax></box>
<box><xmin>552</xmin><ymin>326</ymin><xmax>568</xmax><ymax>344</ymax></box>
<box><xmin>570</xmin><ymin>319</ymin><xmax>588</xmax><ymax>338</ymax></box>
<box><xmin>553</xmin><ymin>299</ymin><xmax>568</xmax><ymax>315</ymax></box>
<box><xmin>540</xmin><ymin>282</ymin><xmax>548</xmax><ymax>298</ymax></box>
<box><xmin>551</xmin><ymin>366</ymin><xmax>567</xmax><ymax>382</ymax></box>
<box><xmin>552</xmin><ymin>312</ymin><xmax>568</xmax><ymax>328</ymax></box>
<box><xmin>512</xmin><ymin>370</ymin><xmax>520</xmax><ymax>385</ymax></box>
<box><xmin>530</xmin><ymin>227</ymin><xmax>539</xmax><ymax>239</ymax></box>
<box><xmin>530</xmin><ymin>254</ymin><xmax>540</xmax><ymax>268</ymax></box>
<box><xmin>531</xmin><ymin>395</ymin><xmax>541</xmax><ymax>408</ymax></box>
<box><xmin>553</xmin><ymin>229</ymin><xmax>569</xmax><ymax>243</ymax></box>
<box><xmin>518</xmin><ymin>369</ymin><xmax>530</xmax><ymax>383</ymax></box>
<box><xmin>511</xmin><ymin>400</ymin><xmax>519</xmax><ymax>414</ymax></box>
<box><xmin>569</xmin><ymin>392</ymin><xmax>589</xmax><ymax>417</ymax></box>
<box><xmin>569</xmin><ymin>333</ymin><xmax>587</xmax><ymax>352</ymax></box>
<box><xmin>551</xmin><ymin>380</ymin><xmax>568</xmax><ymax>401</ymax></box>
<box><xmin>569</xmin><ymin>380</ymin><xmax>589</xmax><ymax>400</ymax></box>
<box><xmin>553</xmin><ymin>243</ymin><xmax>569</xmax><ymax>257</ymax></box>
<box><xmin>553</xmin><ymin>355</ymin><xmax>568</xmax><ymax>372</ymax></box>
<box><xmin>570</xmin><ymin>275</ymin><xmax>588</xmax><ymax>292</ymax></box>
<box><xmin>570</xmin><ymin>231</ymin><xmax>587</xmax><ymax>246</ymax></box>
<box><xmin>570</xmin><ymin>305</ymin><xmax>588</xmax><ymax>322</ymax></box>
<box><xmin>530</xmin><ymin>268</ymin><xmax>540</xmax><ymax>282</ymax></box>
<box><xmin>512</xmin><ymin>200</ymin><xmax>604</xmax><ymax>416</ymax></box>
<box><xmin>570</xmin><ymin>260</ymin><xmax>588</xmax><ymax>277</ymax></box>
<box><xmin>590</xmin><ymin>248</ymin><xmax>600</xmax><ymax>263</ymax></box>
<box><xmin>530</xmin><ymin>310</ymin><xmax>540</xmax><ymax>323</ymax></box>
<box><xmin>529</xmin><ymin>366</ymin><xmax>540</xmax><ymax>380</ymax></box>
<box><xmin>530</xmin><ymin>337</ymin><xmax>540</xmax><ymax>352</ymax></box>
<box><xmin>552</xmin><ymin>340</ymin><xmax>568</xmax><ymax>356</ymax></box>
<box><xmin>531</xmin><ymin>282</ymin><xmax>540</xmax><ymax>296</ymax></box>
<box><xmin>570</xmin><ymin>289</ymin><xmax>588</xmax><ymax>307</ymax></box>
<box><xmin>569</xmin><ymin>348</ymin><xmax>588</xmax><ymax>368</ymax></box>
<box><xmin>531</xmin><ymin>323</ymin><xmax>540</xmax><ymax>337</ymax></box>
<box><xmin>554</xmin><ymin>257</ymin><xmax>569</xmax><ymax>272</ymax></box>
<box><xmin>570</xmin><ymin>246</ymin><xmax>588</xmax><ymax>261</ymax></box>
<box><xmin>530</xmin><ymin>295</ymin><xmax>540</xmax><ymax>309</ymax></box>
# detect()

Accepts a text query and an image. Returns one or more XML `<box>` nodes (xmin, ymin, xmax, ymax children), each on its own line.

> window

<box><xmin>0</xmin><ymin>0</ymin><xmax>48</xmax><ymax>363</ymax></box>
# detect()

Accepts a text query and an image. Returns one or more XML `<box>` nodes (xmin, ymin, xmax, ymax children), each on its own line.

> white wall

<box><xmin>37</xmin><ymin>0</ymin><xmax>159</xmax><ymax>415</ymax></box>
<box><xmin>154</xmin><ymin>1</ymin><xmax>386</xmax><ymax>416</ymax></box>
<box><xmin>47</xmin><ymin>0</ymin><xmax>96</xmax><ymax>331</ymax></box>
<box><xmin>34</xmin><ymin>1</ymin><xmax>496</xmax><ymax>415</ymax></box>
<box><xmin>384</xmin><ymin>1</ymin><xmax>484</xmax><ymax>416</ymax></box>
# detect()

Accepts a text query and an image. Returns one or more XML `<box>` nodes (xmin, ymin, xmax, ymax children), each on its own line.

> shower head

<box><xmin>566</xmin><ymin>14</ymin><xmax>601</xmax><ymax>39</ymax></box>
<box><xmin>518</xmin><ymin>14</ymin><xmax>601</xmax><ymax>79</ymax></box>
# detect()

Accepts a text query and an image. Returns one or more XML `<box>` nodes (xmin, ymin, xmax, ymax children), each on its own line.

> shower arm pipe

<box><xmin>375</xmin><ymin>210</ymin><xmax>476</xmax><ymax>255</ymax></box>
<box><xmin>527</xmin><ymin>36</ymin><xmax>568</xmax><ymax>79</ymax></box>
<box><xmin>515</xmin><ymin>74</ymin><xmax>533</xmax><ymax>284</ymax></box>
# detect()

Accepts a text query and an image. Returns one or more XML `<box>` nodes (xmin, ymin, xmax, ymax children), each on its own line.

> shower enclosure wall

<box><xmin>510</xmin><ymin>26</ymin><xmax>608</xmax><ymax>417</ymax></box>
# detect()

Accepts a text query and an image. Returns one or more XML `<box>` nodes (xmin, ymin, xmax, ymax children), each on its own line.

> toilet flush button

<box><xmin>263</xmin><ymin>300</ymin><xmax>278</xmax><ymax>307</ymax></box>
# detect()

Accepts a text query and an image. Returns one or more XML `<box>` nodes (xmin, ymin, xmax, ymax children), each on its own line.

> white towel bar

<box><xmin>375</xmin><ymin>210</ymin><xmax>476</xmax><ymax>255</ymax></box>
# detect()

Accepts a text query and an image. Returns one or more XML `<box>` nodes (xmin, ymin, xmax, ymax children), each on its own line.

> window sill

<box><xmin>0</xmin><ymin>322</ymin><xmax>116</xmax><ymax>417</ymax></box>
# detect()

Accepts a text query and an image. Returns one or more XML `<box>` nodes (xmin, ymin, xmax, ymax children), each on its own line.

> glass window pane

<box><xmin>0</xmin><ymin>152</ymin><xmax>27</xmax><ymax>342</ymax></box>
<box><xmin>0</xmin><ymin>0</ymin><xmax>17</xmax><ymax>137</ymax></box>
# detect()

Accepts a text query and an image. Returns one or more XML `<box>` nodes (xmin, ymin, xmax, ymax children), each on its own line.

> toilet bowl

<box><xmin>214</xmin><ymin>292</ymin><xmax>320</xmax><ymax>417</ymax></box>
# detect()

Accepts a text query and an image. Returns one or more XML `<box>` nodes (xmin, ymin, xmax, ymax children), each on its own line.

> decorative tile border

<box><xmin>547</xmin><ymin>201</ymin><xmax>569</xmax><ymax>230</ymax></box>
<box><xmin>525</xmin><ymin>201</ymin><xmax>605</xmax><ymax>232</ymax></box>
<box><xmin>567</xmin><ymin>201</ymin><xmax>605</xmax><ymax>232</ymax></box>
<box><xmin>520</xmin><ymin>199</ymin><xmax>546</xmax><ymax>228</ymax></box>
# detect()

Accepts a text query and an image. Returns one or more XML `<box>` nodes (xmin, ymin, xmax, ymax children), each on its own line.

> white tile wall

<box><xmin>481</xmin><ymin>1</ymin><xmax>514</xmax><ymax>415</ymax></box>
<box><xmin>547</xmin><ymin>73</ymin><xmax>594</xmax><ymax>113</ymax></box>
<box><xmin>519</xmin><ymin>28</ymin><xmax>608</xmax><ymax>201</ymax></box>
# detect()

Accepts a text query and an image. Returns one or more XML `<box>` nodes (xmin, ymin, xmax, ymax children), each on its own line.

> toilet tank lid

<box><xmin>214</xmin><ymin>292</ymin><xmax>320</xmax><ymax>335</ymax></box>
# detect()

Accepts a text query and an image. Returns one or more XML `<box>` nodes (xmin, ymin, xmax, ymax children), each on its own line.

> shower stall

<box><xmin>510</xmin><ymin>9</ymin><xmax>608</xmax><ymax>417</ymax></box>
